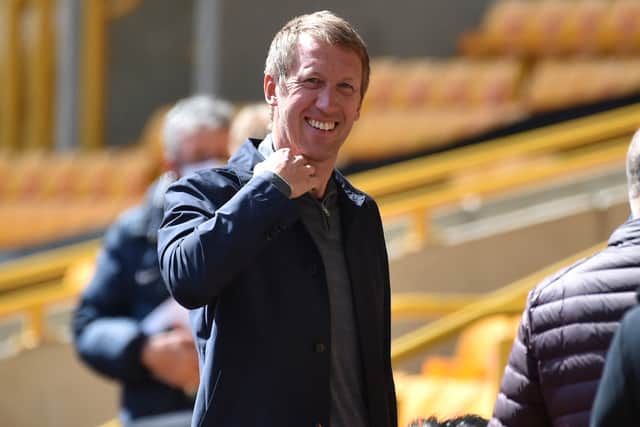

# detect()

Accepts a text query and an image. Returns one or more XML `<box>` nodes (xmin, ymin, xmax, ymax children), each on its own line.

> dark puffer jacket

<box><xmin>489</xmin><ymin>219</ymin><xmax>640</xmax><ymax>427</ymax></box>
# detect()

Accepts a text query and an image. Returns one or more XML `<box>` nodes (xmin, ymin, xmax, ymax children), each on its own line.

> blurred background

<box><xmin>2</xmin><ymin>0</ymin><xmax>640</xmax><ymax>425</ymax></box>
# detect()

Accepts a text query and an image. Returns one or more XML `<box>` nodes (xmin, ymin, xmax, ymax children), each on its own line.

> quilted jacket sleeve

<box><xmin>488</xmin><ymin>294</ymin><xmax>551</xmax><ymax>427</ymax></box>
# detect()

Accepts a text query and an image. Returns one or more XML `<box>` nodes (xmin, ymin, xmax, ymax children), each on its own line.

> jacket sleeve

<box><xmin>157</xmin><ymin>172</ymin><xmax>298</xmax><ymax>309</ymax></box>
<box><xmin>71</xmin><ymin>224</ymin><xmax>150</xmax><ymax>383</ymax></box>
<box><xmin>488</xmin><ymin>293</ymin><xmax>551</xmax><ymax>427</ymax></box>
<box><xmin>590</xmin><ymin>305</ymin><xmax>640</xmax><ymax>427</ymax></box>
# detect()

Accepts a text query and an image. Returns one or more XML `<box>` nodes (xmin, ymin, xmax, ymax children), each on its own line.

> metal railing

<box><xmin>391</xmin><ymin>292</ymin><xmax>479</xmax><ymax>318</ymax></box>
<box><xmin>378</xmin><ymin>136</ymin><xmax>628</xmax><ymax>252</ymax></box>
<box><xmin>390</xmin><ymin>241</ymin><xmax>604</xmax><ymax>364</ymax></box>
<box><xmin>0</xmin><ymin>240</ymin><xmax>100</xmax><ymax>342</ymax></box>
<box><xmin>352</xmin><ymin>102</ymin><xmax>640</xmax><ymax>199</ymax></box>
<box><xmin>0</xmin><ymin>239</ymin><xmax>101</xmax><ymax>294</ymax></box>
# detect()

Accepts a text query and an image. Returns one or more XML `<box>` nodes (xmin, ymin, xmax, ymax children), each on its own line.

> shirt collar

<box><xmin>257</xmin><ymin>133</ymin><xmax>275</xmax><ymax>159</ymax></box>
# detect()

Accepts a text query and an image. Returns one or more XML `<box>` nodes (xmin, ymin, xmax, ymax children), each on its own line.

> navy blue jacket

<box><xmin>158</xmin><ymin>139</ymin><xmax>397</xmax><ymax>427</ymax></box>
<box><xmin>72</xmin><ymin>177</ymin><xmax>195</xmax><ymax>421</ymax></box>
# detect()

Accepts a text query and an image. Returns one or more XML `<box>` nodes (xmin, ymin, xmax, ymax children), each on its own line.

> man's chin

<box><xmin>303</xmin><ymin>150</ymin><xmax>340</xmax><ymax>165</ymax></box>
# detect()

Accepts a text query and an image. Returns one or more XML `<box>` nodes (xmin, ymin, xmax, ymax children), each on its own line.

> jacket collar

<box><xmin>227</xmin><ymin>138</ymin><xmax>264</xmax><ymax>180</ymax></box>
<box><xmin>229</xmin><ymin>138</ymin><xmax>367</xmax><ymax>207</ymax></box>
<box><xmin>130</xmin><ymin>173</ymin><xmax>175</xmax><ymax>243</ymax></box>
<box><xmin>609</xmin><ymin>216</ymin><xmax>640</xmax><ymax>246</ymax></box>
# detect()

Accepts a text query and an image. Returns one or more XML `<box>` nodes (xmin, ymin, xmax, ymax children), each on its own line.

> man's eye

<box><xmin>304</xmin><ymin>78</ymin><xmax>321</xmax><ymax>86</ymax></box>
<box><xmin>339</xmin><ymin>82</ymin><xmax>355</xmax><ymax>92</ymax></box>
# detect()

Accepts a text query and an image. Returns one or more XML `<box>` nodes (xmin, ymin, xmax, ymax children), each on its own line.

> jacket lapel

<box><xmin>337</xmin><ymin>176</ymin><xmax>384</xmax><ymax>422</ymax></box>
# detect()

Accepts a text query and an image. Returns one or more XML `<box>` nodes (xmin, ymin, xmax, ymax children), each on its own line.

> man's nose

<box><xmin>316</xmin><ymin>86</ymin><xmax>336</xmax><ymax>111</ymax></box>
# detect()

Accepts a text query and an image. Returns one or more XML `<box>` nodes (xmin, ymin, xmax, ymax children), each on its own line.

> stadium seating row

<box><xmin>0</xmin><ymin>199</ymin><xmax>135</xmax><ymax>249</ymax></box>
<box><xmin>460</xmin><ymin>0</ymin><xmax>640</xmax><ymax>57</ymax></box>
<box><xmin>0</xmin><ymin>145</ymin><xmax>157</xmax><ymax>249</ymax></box>
<box><xmin>361</xmin><ymin>58</ymin><xmax>524</xmax><ymax>111</ymax></box>
<box><xmin>341</xmin><ymin>56</ymin><xmax>640</xmax><ymax>162</ymax></box>
<box><xmin>524</xmin><ymin>57</ymin><xmax>640</xmax><ymax>112</ymax></box>
<box><xmin>0</xmin><ymin>148</ymin><xmax>158</xmax><ymax>201</ymax></box>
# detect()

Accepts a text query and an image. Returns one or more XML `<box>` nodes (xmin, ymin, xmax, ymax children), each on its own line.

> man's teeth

<box><xmin>308</xmin><ymin>119</ymin><xmax>336</xmax><ymax>131</ymax></box>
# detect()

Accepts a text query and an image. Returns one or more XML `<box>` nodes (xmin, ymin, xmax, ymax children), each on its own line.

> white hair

<box><xmin>163</xmin><ymin>95</ymin><xmax>233</xmax><ymax>161</ymax></box>
<box><xmin>627</xmin><ymin>129</ymin><xmax>640</xmax><ymax>211</ymax></box>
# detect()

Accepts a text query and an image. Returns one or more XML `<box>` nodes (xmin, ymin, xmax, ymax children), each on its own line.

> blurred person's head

<box><xmin>263</xmin><ymin>10</ymin><xmax>369</xmax><ymax>164</ymax></box>
<box><xmin>228</xmin><ymin>103</ymin><xmax>271</xmax><ymax>156</ymax></box>
<box><xmin>627</xmin><ymin>128</ymin><xmax>640</xmax><ymax>218</ymax></box>
<box><xmin>163</xmin><ymin>95</ymin><xmax>232</xmax><ymax>177</ymax></box>
<box><xmin>408</xmin><ymin>415</ymin><xmax>488</xmax><ymax>427</ymax></box>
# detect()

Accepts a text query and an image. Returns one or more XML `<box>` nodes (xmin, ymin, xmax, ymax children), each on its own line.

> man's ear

<box><xmin>264</xmin><ymin>74</ymin><xmax>278</xmax><ymax>106</ymax></box>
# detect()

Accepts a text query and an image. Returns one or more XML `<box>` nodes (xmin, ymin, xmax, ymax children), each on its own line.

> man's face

<box><xmin>175</xmin><ymin>127</ymin><xmax>229</xmax><ymax>167</ymax></box>
<box><xmin>264</xmin><ymin>33</ymin><xmax>363</xmax><ymax>163</ymax></box>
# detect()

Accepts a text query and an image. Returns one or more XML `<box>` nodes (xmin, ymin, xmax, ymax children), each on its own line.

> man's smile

<box><xmin>306</xmin><ymin>118</ymin><xmax>337</xmax><ymax>131</ymax></box>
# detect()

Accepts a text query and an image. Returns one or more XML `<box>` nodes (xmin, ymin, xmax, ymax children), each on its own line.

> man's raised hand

<box><xmin>254</xmin><ymin>148</ymin><xmax>320</xmax><ymax>198</ymax></box>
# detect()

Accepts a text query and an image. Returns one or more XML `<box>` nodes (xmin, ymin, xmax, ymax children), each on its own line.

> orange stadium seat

<box><xmin>38</xmin><ymin>153</ymin><xmax>79</xmax><ymax>199</ymax></box>
<box><xmin>0</xmin><ymin>145</ymin><xmax>156</xmax><ymax>249</ymax></box>
<box><xmin>71</xmin><ymin>152</ymin><xmax>117</xmax><ymax>199</ymax></box>
<box><xmin>103</xmin><ymin>149</ymin><xmax>157</xmax><ymax>201</ymax></box>
<box><xmin>599</xmin><ymin>0</ymin><xmax>640</xmax><ymax>54</ymax></box>
<box><xmin>560</xmin><ymin>0</ymin><xmax>609</xmax><ymax>55</ymax></box>
<box><xmin>524</xmin><ymin>58</ymin><xmax>640</xmax><ymax>112</ymax></box>
<box><xmin>521</xmin><ymin>0</ymin><xmax>575</xmax><ymax>56</ymax></box>
<box><xmin>2</xmin><ymin>151</ymin><xmax>48</xmax><ymax>200</ymax></box>
<box><xmin>459</xmin><ymin>0</ymin><xmax>535</xmax><ymax>56</ymax></box>
<box><xmin>388</xmin><ymin>59</ymin><xmax>439</xmax><ymax>109</ymax></box>
<box><xmin>394</xmin><ymin>373</ymin><xmax>496</xmax><ymax>426</ymax></box>
<box><xmin>341</xmin><ymin>57</ymin><xmax>527</xmax><ymax>162</ymax></box>
<box><xmin>361</xmin><ymin>58</ymin><xmax>400</xmax><ymax>112</ymax></box>
<box><xmin>0</xmin><ymin>151</ymin><xmax>11</xmax><ymax>195</ymax></box>
<box><xmin>460</xmin><ymin>0</ymin><xmax>640</xmax><ymax>57</ymax></box>
<box><xmin>421</xmin><ymin>315</ymin><xmax>520</xmax><ymax>381</ymax></box>
<box><xmin>393</xmin><ymin>315</ymin><xmax>520</xmax><ymax>426</ymax></box>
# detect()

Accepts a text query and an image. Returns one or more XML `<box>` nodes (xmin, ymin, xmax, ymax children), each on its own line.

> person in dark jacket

<box><xmin>72</xmin><ymin>95</ymin><xmax>232</xmax><ymax>427</ymax></box>
<box><xmin>488</xmin><ymin>129</ymin><xmax>640</xmax><ymax>427</ymax></box>
<box><xmin>590</xmin><ymin>300</ymin><xmax>640</xmax><ymax>427</ymax></box>
<box><xmin>157</xmin><ymin>10</ymin><xmax>397</xmax><ymax>427</ymax></box>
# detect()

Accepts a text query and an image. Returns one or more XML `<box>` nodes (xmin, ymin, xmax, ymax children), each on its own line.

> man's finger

<box><xmin>292</xmin><ymin>154</ymin><xmax>306</xmax><ymax>164</ymax></box>
<box><xmin>304</xmin><ymin>164</ymin><xmax>316</xmax><ymax>176</ymax></box>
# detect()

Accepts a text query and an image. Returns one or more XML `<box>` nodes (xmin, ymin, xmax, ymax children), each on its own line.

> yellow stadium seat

<box><xmin>600</xmin><ymin>0</ymin><xmax>640</xmax><ymax>54</ymax></box>
<box><xmin>395</xmin><ymin>373</ymin><xmax>496</xmax><ymax>427</ymax></box>
<box><xmin>421</xmin><ymin>315</ymin><xmax>520</xmax><ymax>381</ymax></box>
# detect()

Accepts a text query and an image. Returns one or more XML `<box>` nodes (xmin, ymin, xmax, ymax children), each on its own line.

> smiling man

<box><xmin>157</xmin><ymin>10</ymin><xmax>397</xmax><ymax>427</ymax></box>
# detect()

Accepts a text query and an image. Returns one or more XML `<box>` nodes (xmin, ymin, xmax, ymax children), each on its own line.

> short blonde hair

<box><xmin>264</xmin><ymin>10</ymin><xmax>370</xmax><ymax>100</ymax></box>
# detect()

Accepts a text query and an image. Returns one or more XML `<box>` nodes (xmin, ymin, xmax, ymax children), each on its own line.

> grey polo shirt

<box><xmin>255</xmin><ymin>136</ymin><xmax>368</xmax><ymax>427</ymax></box>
